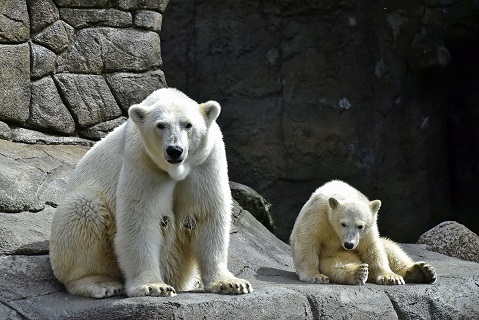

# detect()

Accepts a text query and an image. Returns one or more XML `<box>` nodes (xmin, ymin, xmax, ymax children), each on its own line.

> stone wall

<box><xmin>161</xmin><ymin>0</ymin><xmax>479</xmax><ymax>242</ymax></box>
<box><xmin>0</xmin><ymin>0</ymin><xmax>168</xmax><ymax>140</ymax></box>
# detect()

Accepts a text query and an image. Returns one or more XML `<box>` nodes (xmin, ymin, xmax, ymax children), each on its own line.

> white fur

<box><xmin>290</xmin><ymin>180</ymin><xmax>437</xmax><ymax>285</ymax></box>
<box><xmin>50</xmin><ymin>88</ymin><xmax>252</xmax><ymax>298</ymax></box>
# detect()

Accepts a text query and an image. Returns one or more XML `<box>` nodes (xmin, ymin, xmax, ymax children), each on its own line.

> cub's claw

<box><xmin>353</xmin><ymin>263</ymin><xmax>369</xmax><ymax>285</ymax></box>
<box><xmin>376</xmin><ymin>273</ymin><xmax>405</xmax><ymax>285</ymax></box>
<box><xmin>299</xmin><ymin>273</ymin><xmax>330</xmax><ymax>284</ymax></box>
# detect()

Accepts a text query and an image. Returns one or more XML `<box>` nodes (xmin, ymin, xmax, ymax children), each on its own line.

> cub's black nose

<box><xmin>344</xmin><ymin>242</ymin><xmax>354</xmax><ymax>250</ymax></box>
<box><xmin>166</xmin><ymin>145</ymin><xmax>183</xmax><ymax>159</ymax></box>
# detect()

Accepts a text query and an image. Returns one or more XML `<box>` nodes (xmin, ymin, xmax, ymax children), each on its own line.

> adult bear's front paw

<box><xmin>209</xmin><ymin>278</ymin><xmax>253</xmax><ymax>294</ymax></box>
<box><xmin>126</xmin><ymin>283</ymin><xmax>177</xmax><ymax>297</ymax></box>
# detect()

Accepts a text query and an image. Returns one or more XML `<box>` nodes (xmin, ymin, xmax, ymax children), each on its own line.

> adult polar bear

<box><xmin>50</xmin><ymin>88</ymin><xmax>252</xmax><ymax>298</ymax></box>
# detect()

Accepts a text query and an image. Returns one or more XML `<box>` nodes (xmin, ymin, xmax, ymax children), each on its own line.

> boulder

<box><xmin>417</xmin><ymin>221</ymin><xmax>479</xmax><ymax>263</ymax></box>
<box><xmin>230</xmin><ymin>181</ymin><xmax>275</xmax><ymax>233</ymax></box>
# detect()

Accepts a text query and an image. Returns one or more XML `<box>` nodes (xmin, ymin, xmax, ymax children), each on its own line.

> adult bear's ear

<box><xmin>129</xmin><ymin>104</ymin><xmax>147</xmax><ymax>124</ymax></box>
<box><xmin>328</xmin><ymin>197</ymin><xmax>340</xmax><ymax>209</ymax></box>
<box><xmin>200</xmin><ymin>101</ymin><xmax>221</xmax><ymax>127</ymax></box>
<box><xmin>370</xmin><ymin>200</ymin><xmax>381</xmax><ymax>215</ymax></box>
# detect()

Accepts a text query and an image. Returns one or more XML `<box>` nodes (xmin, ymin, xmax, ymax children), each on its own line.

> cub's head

<box><xmin>129</xmin><ymin>88</ymin><xmax>221</xmax><ymax>181</ymax></box>
<box><xmin>327</xmin><ymin>197</ymin><xmax>381</xmax><ymax>251</ymax></box>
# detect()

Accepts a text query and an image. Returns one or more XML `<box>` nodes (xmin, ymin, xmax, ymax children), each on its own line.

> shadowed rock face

<box><xmin>161</xmin><ymin>0</ymin><xmax>479</xmax><ymax>242</ymax></box>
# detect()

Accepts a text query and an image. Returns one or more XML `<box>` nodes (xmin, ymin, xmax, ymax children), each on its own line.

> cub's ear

<box><xmin>199</xmin><ymin>101</ymin><xmax>221</xmax><ymax>127</ymax></box>
<box><xmin>129</xmin><ymin>104</ymin><xmax>147</xmax><ymax>124</ymax></box>
<box><xmin>370</xmin><ymin>200</ymin><xmax>381</xmax><ymax>215</ymax></box>
<box><xmin>328</xmin><ymin>197</ymin><xmax>340</xmax><ymax>209</ymax></box>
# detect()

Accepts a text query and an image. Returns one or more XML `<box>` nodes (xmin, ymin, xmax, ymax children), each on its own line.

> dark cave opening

<box><xmin>445</xmin><ymin>35</ymin><xmax>479</xmax><ymax>233</ymax></box>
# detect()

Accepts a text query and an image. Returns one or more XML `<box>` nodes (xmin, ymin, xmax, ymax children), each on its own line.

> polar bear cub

<box><xmin>50</xmin><ymin>88</ymin><xmax>252</xmax><ymax>298</ymax></box>
<box><xmin>290</xmin><ymin>180</ymin><xmax>437</xmax><ymax>285</ymax></box>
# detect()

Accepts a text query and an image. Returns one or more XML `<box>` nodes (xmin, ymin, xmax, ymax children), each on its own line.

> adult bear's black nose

<box><xmin>166</xmin><ymin>145</ymin><xmax>183</xmax><ymax>160</ymax></box>
<box><xmin>344</xmin><ymin>242</ymin><xmax>354</xmax><ymax>250</ymax></box>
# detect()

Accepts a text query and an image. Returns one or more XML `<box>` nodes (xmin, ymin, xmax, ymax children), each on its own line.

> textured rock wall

<box><xmin>161</xmin><ymin>0</ymin><xmax>479</xmax><ymax>242</ymax></box>
<box><xmin>0</xmin><ymin>0</ymin><xmax>168</xmax><ymax>140</ymax></box>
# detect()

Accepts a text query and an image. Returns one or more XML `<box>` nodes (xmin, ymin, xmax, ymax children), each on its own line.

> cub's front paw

<box><xmin>353</xmin><ymin>264</ymin><xmax>369</xmax><ymax>285</ymax></box>
<box><xmin>299</xmin><ymin>273</ymin><xmax>330</xmax><ymax>284</ymax></box>
<box><xmin>126</xmin><ymin>283</ymin><xmax>177</xmax><ymax>297</ymax></box>
<box><xmin>404</xmin><ymin>262</ymin><xmax>437</xmax><ymax>284</ymax></box>
<box><xmin>376</xmin><ymin>272</ymin><xmax>405</xmax><ymax>285</ymax></box>
<box><xmin>210</xmin><ymin>278</ymin><xmax>253</xmax><ymax>294</ymax></box>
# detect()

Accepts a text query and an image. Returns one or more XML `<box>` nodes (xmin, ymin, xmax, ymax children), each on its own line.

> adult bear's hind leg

<box><xmin>50</xmin><ymin>190</ymin><xmax>123</xmax><ymax>298</ymax></box>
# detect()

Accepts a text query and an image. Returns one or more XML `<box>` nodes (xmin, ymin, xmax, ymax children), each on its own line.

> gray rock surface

<box><xmin>32</xmin><ymin>20</ymin><xmax>74</xmax><ymax>54</ymax></box>
<box><xmin>59</xmin><ymin>8</ymin><xmax>132</xmax><ymax>28</ymax></box>
<box><xmin>418</xmin><ymin>221</ymin><xmax>479</xmax><ymax>263</ymax></box>
<box><xmin>1</xmin><ymin>139</ymin><xmax>479</xmax><ymax>320</ymax></box>
<box><xmin>0</xmin><ymin>44</ymin><xmax>31</xmax><ymax>125</ymax></box>
<box><xmin>54</xmin><ymin>73</ymin><xmax>122</xmax><ymax>128</ymax></box>
<box><xmin>0</xmin><ymin>122</ymin><xmax>12</xmax><ymax>140</ymax></box>
<box><xmin>106</xmin><ymin>70</ymin><xmax>167</xmax><ymax>112</ymax></box>
<box><xmin>0</xmin><ymin>140</ymin><xmax>88</xmax><ymax>214</ymax></box>
<box><xmin>31</xmin><ymin>43</ymin><xmax>57</xmax><ymax>79</ymax></box>
<box><xmin>0</xmin><ymin>0</ymin><xmax>29</xmax><ymax>43</ymax></box>
<box><xmin>79</xmin><ymin>117</ymin><xmax>127</xmax><ymax>140</ymax></box>
<box><xmin>10</xmin><ymin>127</ymin><xmax>93</xmax><ymax>146</ymax></box>
<box><xmin>30</xmin><ymin>77</ymin><xmax>76</xmax><ymax>135</ymax></box>
<box><xmin>134</xmin><ymin>10</ymin><xmax>163</xmax><ymax>32</ymax></box>
<box><xmin>29</xmin><ymin>0</ymin><xmax>60</xmax><ymax>34</ymax></box>
<box><xmin>57</xmin><ymin>28</ymin><xmax>162</xmax><ymax>73</ymax></box>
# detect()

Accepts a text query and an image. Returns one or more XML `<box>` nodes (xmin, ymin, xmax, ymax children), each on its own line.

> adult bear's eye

<box><xmin>185</xmin><ymin>123</ymin><xmax>193</xmax><ymax>129</ymax></box>
<box><xmin>157</xmin><ymin>123</ymin><xmax>166</xmax><ymax>129</ymax></box>
<box><xmin>357</xmin><ymin>225</ymin><xmax>364</xmax><ymax>230</ymax></box>
<box><xmin>341</xmin><ymin>223</ymin><xmax>347</xmax><ymax>227</ymax></box>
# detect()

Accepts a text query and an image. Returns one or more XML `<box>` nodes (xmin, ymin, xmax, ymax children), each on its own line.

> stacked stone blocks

<box><xmin>0</xmin><ymin>0</ymin><xmax>168</xmax><ymax>140</ymax></box>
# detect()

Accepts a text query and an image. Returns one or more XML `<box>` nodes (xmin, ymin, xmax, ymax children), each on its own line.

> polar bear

<box><xmin>50</xmin><ymin>88</ymin><xmax>252</xmax><ymax>298</ymax></box>
<box><xmin>290</xmin><ymin>180</ymin><xmax>437</xmax><ymax>285</ymax></box>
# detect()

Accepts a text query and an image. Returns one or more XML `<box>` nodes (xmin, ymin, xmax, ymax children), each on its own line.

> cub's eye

<box><xmin>341</xmin><ymin>223</ymin><xmax>347</xmax><ymax>227</ymax></box>
<box><xmin>157</xmin><ymin>123</ymin><xmax>166</xmax><ymax>129</ymax></box>
<box><xmin>358</xmin><ymin>225</ymin><xmax>364</xmax><ymax>230</ymax></box>
<box><xmin>185</xmin><ymin>123</ymin><xmax>193</xmax><ymax>129</ymax></box>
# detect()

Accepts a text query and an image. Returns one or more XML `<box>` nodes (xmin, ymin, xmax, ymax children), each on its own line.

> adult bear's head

<box><xmin>129</xmin><ymin>88</ymin><xmax>221</xmax><ymax>181</ymax></box>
